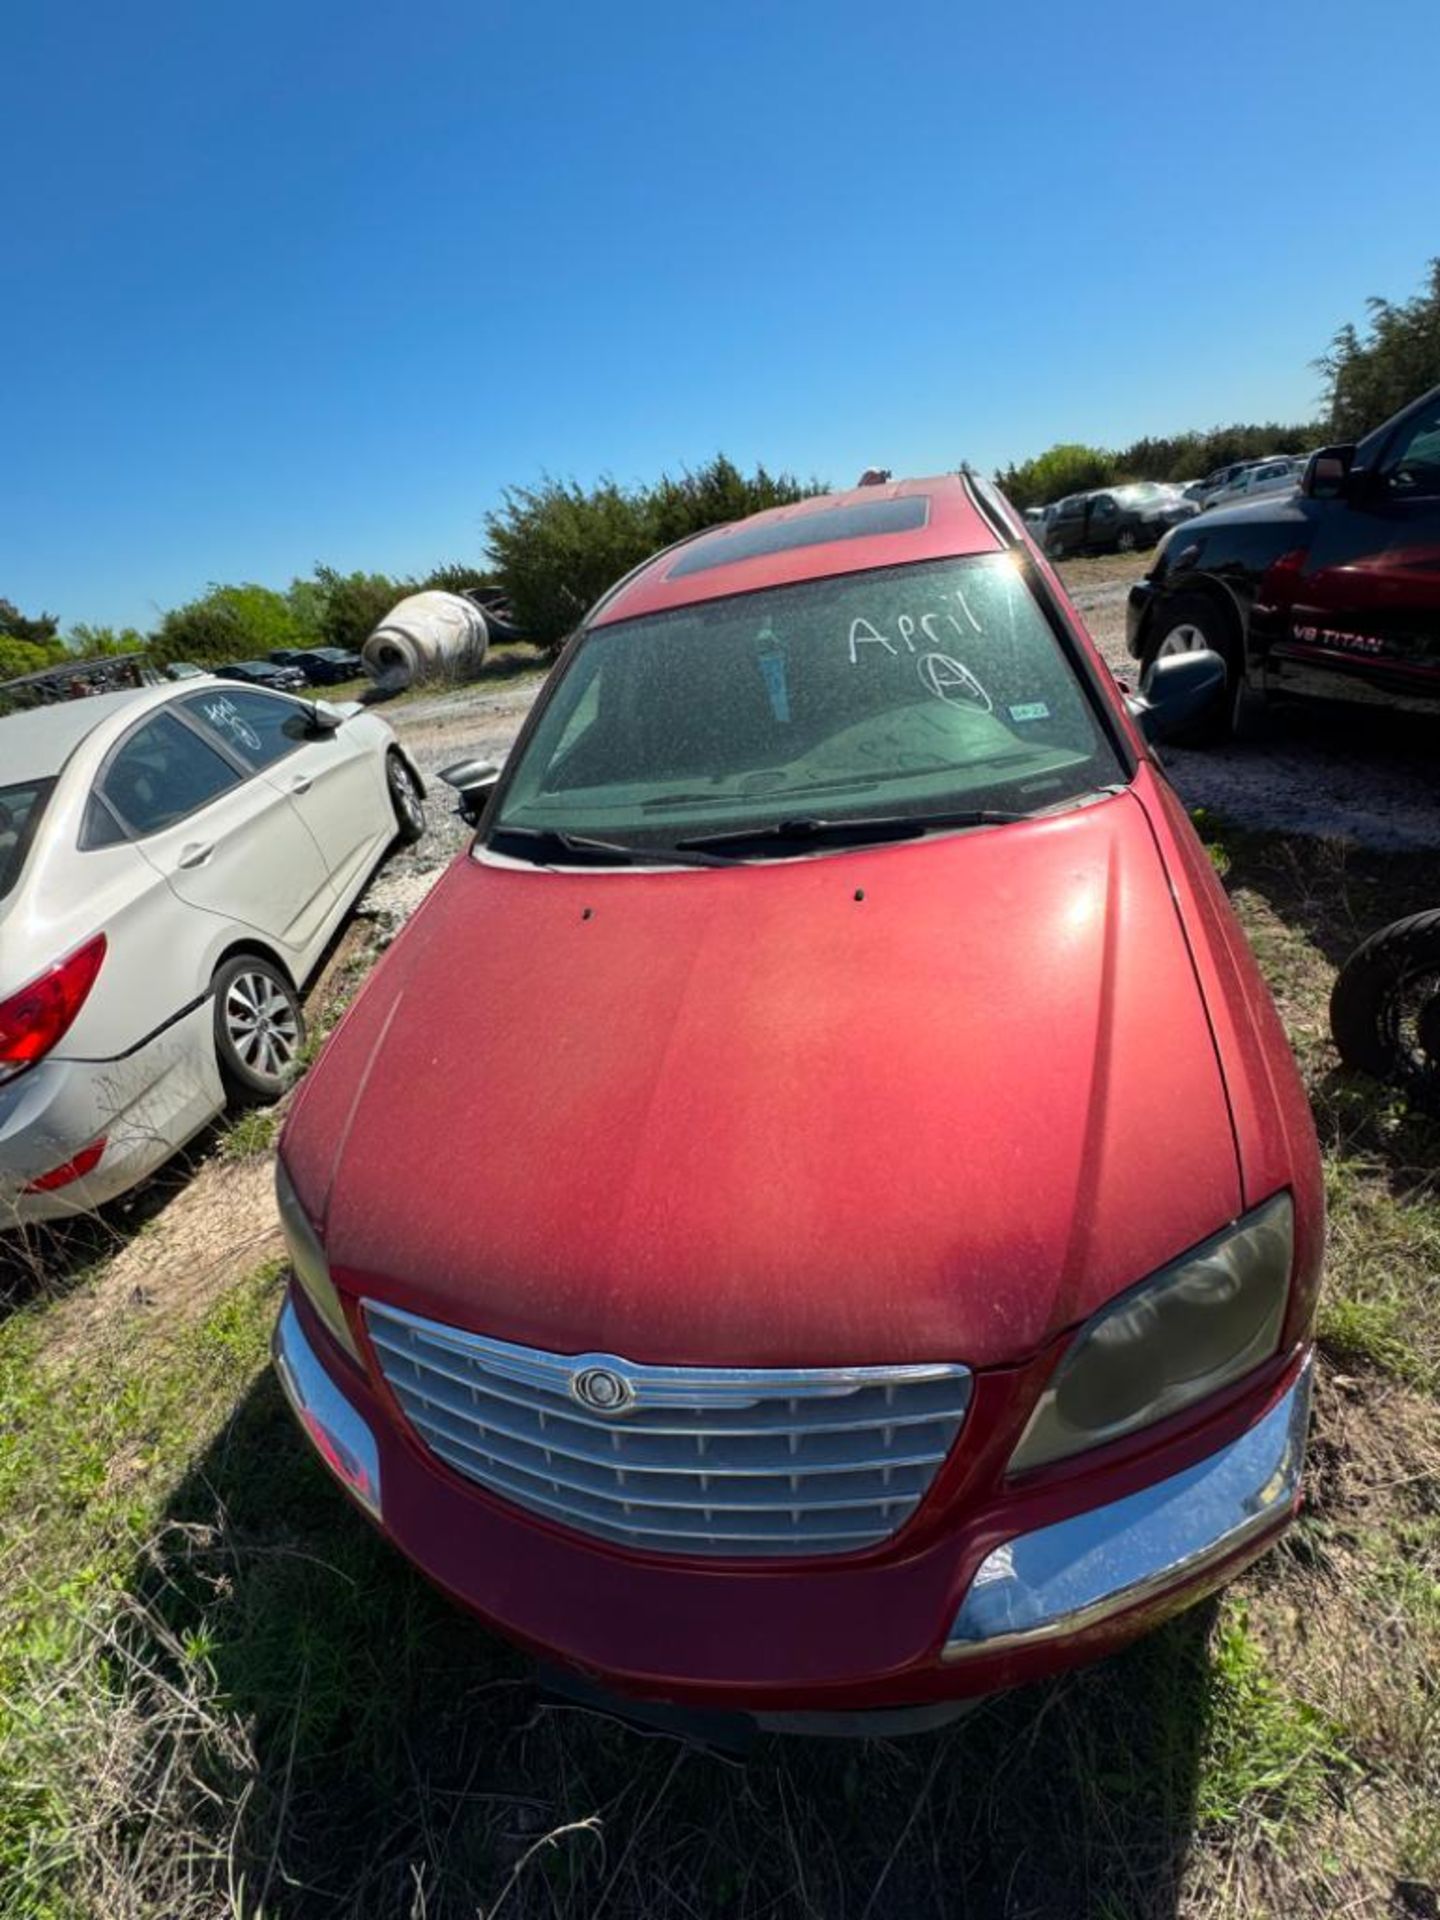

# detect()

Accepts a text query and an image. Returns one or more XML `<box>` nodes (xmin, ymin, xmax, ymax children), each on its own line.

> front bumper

<box><xmin>945</xmin><ymin>1360</ymin><xmax>1309</xmax><ymax>1656</ymax></box>
<box><xmin>274</xmin><ymin>1285</ymin><xmax>1313</xmax><ymax>1712</ymax></box>
<box><xmin>1126</xmin><ymin>580</ymin><xmax>1156</xmax><ymax>658</ymax></box>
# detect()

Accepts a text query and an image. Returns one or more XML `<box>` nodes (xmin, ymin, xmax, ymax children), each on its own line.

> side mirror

<box><xmin>439</xmin><ymin>757</ymin><xmax>502</xmax><ymax>825</ymax></box>
<box><xmin>308</xmin><ymin>700</ymin><xmax>345</xmax><ymax>733</ymax></box>
<box><xmin>1302</xmin><ymin>445</ymin><xmax>1355</xmax><ymax>501</ymax></box>
<box><xmin>1129</xmin><ymin>649</ymin><xmax>1227</xmax><ymax>744</ymax></box>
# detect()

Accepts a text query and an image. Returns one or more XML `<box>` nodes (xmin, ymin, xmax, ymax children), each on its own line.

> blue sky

<box><xmin>5</xmin><ymin>0</ymin><xmax>1438</xmax><ymax>633</ymax></box>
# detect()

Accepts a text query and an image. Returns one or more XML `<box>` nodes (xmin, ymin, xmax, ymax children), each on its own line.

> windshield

<box><xmin>492</xmin><ymin>555</ymin><xmax>1123</xmax><ymax>855</ymax></box>
<box><xmin>0</xmin><ymin>779</ymin><xmax>55</xmax><ymax>902</ymax></box>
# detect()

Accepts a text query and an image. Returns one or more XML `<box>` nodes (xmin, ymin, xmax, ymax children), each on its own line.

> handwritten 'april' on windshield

<box><xmin>845</xmin><ymin>587</ymin><xmax>983</xmax><ymax>664</ymax></box>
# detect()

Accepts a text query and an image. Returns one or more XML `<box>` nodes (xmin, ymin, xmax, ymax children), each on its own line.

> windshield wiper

<box><xmin>488</xmin><ymin>824</ymin><xmax>739</xmax><ymax>868</ymax></box>
<box><xmin>675</xmin><ymin>808</ymin><xmax>1031</xmax><ymax>855</ymax></box>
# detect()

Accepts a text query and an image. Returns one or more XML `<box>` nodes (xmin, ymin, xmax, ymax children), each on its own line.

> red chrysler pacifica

<box><xmin>273</xmin><ymin>474</ymin><xmax>1323</xmax><ymax>1735</ymax></box>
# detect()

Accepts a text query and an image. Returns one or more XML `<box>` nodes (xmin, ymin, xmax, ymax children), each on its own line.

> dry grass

<box><xmin>1</xmin><ymin>821</ymin><xmax>1437</xmax><ymax>1920</ymax></box>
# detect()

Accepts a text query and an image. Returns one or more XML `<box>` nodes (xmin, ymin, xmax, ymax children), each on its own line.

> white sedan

<box><xmin>0</xmin><ymin>680</ymin><xmax>426</xmax><ymax>1226</ymax></box>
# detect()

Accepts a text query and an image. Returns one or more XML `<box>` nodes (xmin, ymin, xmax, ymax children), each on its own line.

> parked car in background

<box><xmin>1192</xmin><ymin>457</ymin><xmax>1292</xmax><ymax>510</ymax></box>
<box><xmin>269</xmin><ymin>646</ymin><xmax>366</xmax><ymax>686</ymax></box>
<box><xmin>1127</xmin><ymin>383</ymin><xmax>1440</xmax><ymax>741</ymax></box>
<box><xmin>0</xmin><ymin>683</ymin><xmax>427</xmax><ymax>1227</ymax></box>
<box><xmin>273</xmin><ymin>472</ymin><xmax>1322</xmax><ymax>1735</ymax></box>
<box><xmin>162</xmin><ymin>661</ymin><xmax>208</xmax><ymax>682</ymax></box>
<box><xmin>1044</xmin><ymin>482</ymin><xmax>1198</xmax><ymax>558</ymax></box>
<box><xmin>216</xmin><ymin>657</ymin><xmax>308</xmax><ymax>692</ymax></box>
<box><xmin>1203</xmin><ymin>458</ymin><xmax>1304</xmax><ymax>511</ymax></box>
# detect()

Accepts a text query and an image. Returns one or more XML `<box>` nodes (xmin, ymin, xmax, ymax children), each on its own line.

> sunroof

<box><xmin>666</xmin><ymin>495</ymin><xmax>930</xmax><ymax>579</ymax></box>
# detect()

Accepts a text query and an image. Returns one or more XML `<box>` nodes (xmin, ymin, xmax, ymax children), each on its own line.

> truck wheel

<box><xmin>1330</xmin><ymin>910</ymin><xmax>1440</xmax><ymax>1114</ymax></box>
<box><xmin>1139</xmin><ymin>593</ymin><xmax>1240</xmax><ymax>746</ymax></box>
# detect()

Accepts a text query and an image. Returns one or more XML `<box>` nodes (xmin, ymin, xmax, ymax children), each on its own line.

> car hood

<box><xmin>286</xmin><ymin>791</ymin><xmax>1241</xmax><ymax>1370</ymax></box>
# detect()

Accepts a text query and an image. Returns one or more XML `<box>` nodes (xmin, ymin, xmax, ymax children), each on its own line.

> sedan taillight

<box><xmin>0</xmin><ymin>934</ymin><xmax>108</xmax><ymax>1085</ymax></box>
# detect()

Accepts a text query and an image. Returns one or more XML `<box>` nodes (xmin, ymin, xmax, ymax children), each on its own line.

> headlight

<box><xmin>1008</xmin><ymin>1194</ymin><xmax>1293</xmax><ymax>1474</ymax></box>
<box><xmin>276</xmin><ymin>1159</ymin><xmax>361</xmax><ymax>1363</ymax></box>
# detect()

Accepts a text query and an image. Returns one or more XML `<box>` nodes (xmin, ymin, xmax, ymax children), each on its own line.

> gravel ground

<box><xmin>356</xmin><ymin>672</ymin><xmax>547</xmax><ymax>927</ymax></box>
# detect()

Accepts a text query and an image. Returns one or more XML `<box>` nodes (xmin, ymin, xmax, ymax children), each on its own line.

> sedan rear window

<box><xmin>496</xmin><ymin>554</ymin><xmax>1122</xmax><ymax>849</ymax></box>
<box><xmin>0</xmin><ymin>779</ymin><xmax>54</xmax><ymax>902</ymax></box>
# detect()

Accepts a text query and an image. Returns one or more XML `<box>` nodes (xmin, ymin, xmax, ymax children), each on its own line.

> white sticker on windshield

<box><xmin>1008</xmin><ymin>702</ymin><xmax>1050</xmax><ymax>723</ymax></box>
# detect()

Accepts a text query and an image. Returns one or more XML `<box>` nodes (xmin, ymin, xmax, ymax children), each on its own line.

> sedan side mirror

<box><xmin>309</xmin><ymin>698</ymin><xmax>362</xmax><ymax>732</ymax></box>
<box><xmin>1302</xmin><ymin>445</ymin><xmax>1356</xmax><ymax>501</ymax></box>
<box><xmin>439</xmin><ymin>757</ymin><xmax>502</xmax><ymax>825</ymax></box>
<box><xmin>1129</xmin><ymin>649</ymin><xmax>1227</xmax><ymax>744</ymax></box>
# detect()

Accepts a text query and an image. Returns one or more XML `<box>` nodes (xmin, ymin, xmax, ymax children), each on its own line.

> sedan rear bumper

<box><xmin>274</xmin><ymin>1284</ymin><xmax>1313</xmax><ymax>1714</ymax></box>
<box><xmin>0</xmin><ymin>1001</ymin><xmax>224</xmax><ymax>1227</ymax></box>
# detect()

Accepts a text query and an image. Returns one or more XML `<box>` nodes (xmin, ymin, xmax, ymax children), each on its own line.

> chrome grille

<box><xmin>363</xmin><ymin>1299</ymin><xmax>972</xmax><ymax>1557</ymax></box>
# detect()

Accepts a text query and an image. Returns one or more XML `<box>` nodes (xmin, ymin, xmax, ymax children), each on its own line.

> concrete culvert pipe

<box><xmin>361</xmin><ymin>591</ymin><xmax>491</xmax><ymax>691</ymax></box>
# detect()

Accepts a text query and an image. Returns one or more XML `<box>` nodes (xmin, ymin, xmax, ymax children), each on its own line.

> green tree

<box><xmin>422</xmin><ymin>561</ymin><xmax>498</xmax><ymax>596</ymax></box>
<box><xmin>0</xmin><ymin>635</ymin><xmax>64</xmax><ymax>681</ymax></box>
<box><xmin>152</xmin><ymin>597</ymin><xmax>244</xmax><ymax>666</ymax></box>
<box><xmin>151</xmin><ymin>582</ymin><xmax>315</xmax><ymax>665</ymax></box>
<box><xmin>995</xmin><ymin>444</ymin><xmax>1115</xmax><ymax>510</ymax></box>
<box><xmin>1109</xmin><ymin>422</ymin><xmax>1315</xmax><ymax>484</ymax></box>
<box><xmin>310</xmin><ymin>566</ymin><xmax>411</xmax><ymax>652</ymax></box>
<box><xmin>997</xmin><ymin>422</ymin><xmax>1320</xmax><ymax>508</ymax></box>
<box><xmin>65</xmin><ymin>623</ymin><xmax>148</xmax><ymax>658</ymax></box>
<box><xmin>485</xmin><ymin>455</ymin><xmax>825</xmax><ymax>652</ymax></box>
<box><xmin>1318</xmin><ymin>256</ymin><xmax>1440</xmax><ymax>440</ymax></box>
<box><xmin>484</xmin><ymin>477</ymin><xmax>647</xmax><ymax>649</ymax></box>
<box><xmin>285</xmin><ymin>576</ymin><xmax>329</xmax><ymax>642</ymax></box>
<box><xmin>0</xmin><ymin>598</ymin><xmax>61</xmax><ymax>651</ymax></box>
<box><xmin>647</xmin><ymin>454</ymin><xmax>817</xmax><ymax>547</ymax></box>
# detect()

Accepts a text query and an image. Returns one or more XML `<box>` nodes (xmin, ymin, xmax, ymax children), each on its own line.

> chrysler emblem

<box><xmin>571</xmin><ymin>1364</ymin><xmax>634</xmax><ymax>1415</ymax></box>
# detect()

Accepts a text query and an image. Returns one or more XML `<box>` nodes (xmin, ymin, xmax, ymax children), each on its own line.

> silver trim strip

<box><xmin>366</xmin><ymin>1299</ymin><xmax>967</xmax><ymax>1406</ymax></box>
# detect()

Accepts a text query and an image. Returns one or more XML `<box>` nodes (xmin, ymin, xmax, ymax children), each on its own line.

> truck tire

<box><xmin>1139</xmin><ymin>592</ymin><xmax>1241</xmax><ymax>747</ymax></box>
<box><xmin>1329</xmin><ymin>910</ymin><xmax>1440</xmax><ymax>1113</ymax></box>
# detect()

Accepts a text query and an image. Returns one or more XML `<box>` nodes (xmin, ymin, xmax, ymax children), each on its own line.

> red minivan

<box><xmin>273</xmin><ymin>475</ymin><xmax>1323</xmax><ymax>1734</ymax></box>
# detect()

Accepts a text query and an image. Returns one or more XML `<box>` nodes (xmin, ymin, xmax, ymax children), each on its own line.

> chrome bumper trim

<box><xmin>944</xmin><ymin>1357</ymin><xmax>1312</xmax><ymax>1659</ymax></box>
<box><xmin>273</xmin><ymin>1294</ymin><xmax>383</xmax><ymax>1520</ymax></box>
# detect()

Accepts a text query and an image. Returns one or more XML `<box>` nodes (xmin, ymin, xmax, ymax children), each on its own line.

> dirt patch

<box><xmin>45</xmin><ymin>1156</ymin><xmax>281</xmax><ymax>1361</ymax></box>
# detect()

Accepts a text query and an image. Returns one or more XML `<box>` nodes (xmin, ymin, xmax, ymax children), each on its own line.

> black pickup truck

<box><xmin>1126</xmin><ymin>383</ymin><xmax>1440</xmax><ymax>742</ymax></box>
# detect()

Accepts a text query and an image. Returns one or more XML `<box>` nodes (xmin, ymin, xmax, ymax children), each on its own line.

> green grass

<box><xmin>217</xmin><ymin>1108</ymin><xmax>279</xmax><ymax>1163</ymax></box>
<box><xmin>0</xmin><ymin>823</ymin><xmax>1437</xmax><ymax>1918</ymax></box>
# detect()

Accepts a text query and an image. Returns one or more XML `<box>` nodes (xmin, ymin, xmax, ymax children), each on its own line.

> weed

<box><xmin>219</xmin><ymin>1107</ymin><xmax>278</xmax><ymax>1163</ymax></box>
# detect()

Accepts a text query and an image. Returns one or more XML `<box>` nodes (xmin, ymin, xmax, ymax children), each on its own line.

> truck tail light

<box><xmin>0</xmin><ymin>934</ymin><xmax>108</xmax><ymax>1086</ymax></box>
